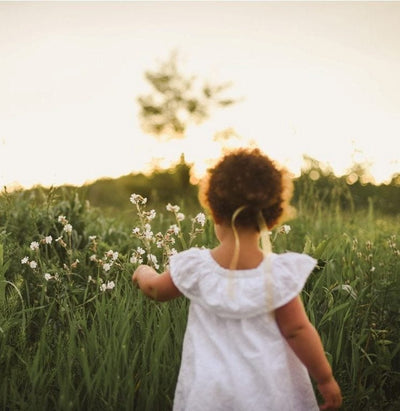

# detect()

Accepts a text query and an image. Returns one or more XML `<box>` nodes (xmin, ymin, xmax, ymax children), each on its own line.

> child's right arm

<box><xmin>275</xmin><ymin>296</ymin><xmax>342</xmax><ymax>410</ymax></box>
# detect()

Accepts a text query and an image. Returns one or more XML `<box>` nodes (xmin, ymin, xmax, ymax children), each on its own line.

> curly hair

<box><xmin>199</xmin><ymin>148</ymin><xmax>294</xmax><ymax>230</ymax></box>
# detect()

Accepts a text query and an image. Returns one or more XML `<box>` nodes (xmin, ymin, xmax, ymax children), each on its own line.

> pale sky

<box><xmin>1</xmin><ymin>1</ymin><xmax>399</xmax><ymax>189</ymax></box>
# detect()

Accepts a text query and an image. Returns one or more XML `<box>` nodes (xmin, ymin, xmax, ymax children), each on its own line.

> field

<box><xmin>0</xmin><ymin>181</ymin><xmax>399</xmax><ymax>410</ymax></box>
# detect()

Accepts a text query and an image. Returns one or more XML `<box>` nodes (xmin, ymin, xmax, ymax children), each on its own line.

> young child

<box><xmin>132</xmin><ymin>148</ymin><xmax>342</xmax><ymax>410</ymax></box>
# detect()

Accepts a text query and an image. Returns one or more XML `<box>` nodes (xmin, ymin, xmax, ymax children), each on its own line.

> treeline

<box><xmin>5</xmin><ymin>157</ymin><xmax>399</xmax><ymax>217</ymax></box>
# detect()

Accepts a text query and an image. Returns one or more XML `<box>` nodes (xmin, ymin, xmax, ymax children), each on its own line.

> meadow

<box><xmin>0</xmin><ymin>176</ymin><xmax>399</xmax><ymax>410</ymax></box>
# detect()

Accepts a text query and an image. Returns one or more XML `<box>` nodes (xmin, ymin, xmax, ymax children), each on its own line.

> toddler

<box><xmin>133</xmin><ymin>148</ymin><xmax>342</xmax><ymax>410</ymax></box>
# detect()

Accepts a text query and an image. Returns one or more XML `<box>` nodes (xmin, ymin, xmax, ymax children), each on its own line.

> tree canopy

<box><xmin>137</xmin><ymin>52</ymin><xmax>238</xmax><ymax>140</ymax></box>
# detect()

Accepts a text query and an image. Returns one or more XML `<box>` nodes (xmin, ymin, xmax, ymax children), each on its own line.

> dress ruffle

<box><xmin>170</xmin><ymin>248</ymin><xmax>316</xmax><ymax>318</ymax></box>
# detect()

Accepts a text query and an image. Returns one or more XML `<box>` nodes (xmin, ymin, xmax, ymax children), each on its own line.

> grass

<box><xmin>0</xmin><ymin>186</ymin><xmax>399</xmax><ymax>410</ymax></box>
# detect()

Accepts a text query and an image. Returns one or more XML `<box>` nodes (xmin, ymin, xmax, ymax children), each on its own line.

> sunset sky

<box><xmin>1</xmin><ymin>1</ymin><xmax>399</xmax><ymax>189</ymax></box>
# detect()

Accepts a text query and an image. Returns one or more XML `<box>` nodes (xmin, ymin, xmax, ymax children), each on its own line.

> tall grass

<box><xmin>0</xmin><ymin>185</ymin><xmax>399</xmax><ymax>410</ymax></box>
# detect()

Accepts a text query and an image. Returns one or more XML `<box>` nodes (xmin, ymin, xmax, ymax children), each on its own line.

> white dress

<box><xmin>169</xmin><ymin>248</ymin><xmax>320</xmax><ymax>411</ymax></box>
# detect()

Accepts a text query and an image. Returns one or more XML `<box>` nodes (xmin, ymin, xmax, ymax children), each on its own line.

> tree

<box><xmin>137</xmin><ymin>51</ymin><xmax>238</xmax><ymax>140</ymax></box>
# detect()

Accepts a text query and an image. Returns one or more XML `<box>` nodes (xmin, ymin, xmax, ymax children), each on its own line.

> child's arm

<box><xmin>132</xmin><ymin>265</ymin><xmax>182</xmax><ymax>302</ymax></box>
<box><xmin>275</xmin><ymin>296</ymin><xmax>342</xmax><ymax>410</ymax></box>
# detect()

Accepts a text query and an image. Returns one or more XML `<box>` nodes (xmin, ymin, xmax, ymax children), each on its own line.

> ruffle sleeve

<box><xmin>270</xmin><ymin>252</ymin><xmax>317</xmax><ymax>309</ymax></box>
<box><xmin>170</xmin><ymin>248</ymin><xmax>317</xmax><ymax>318</ymax></box>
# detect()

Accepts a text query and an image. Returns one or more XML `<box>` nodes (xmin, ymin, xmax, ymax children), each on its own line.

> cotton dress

<box><xmin>169</xmin><ymin>247</ymin><xmax>320</xmax><ymax>411</ymax></box>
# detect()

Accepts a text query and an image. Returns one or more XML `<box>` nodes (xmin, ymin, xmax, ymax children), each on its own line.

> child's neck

<box><xmin>211</xmin><ymin>224</ymin><xmax>264</xmax><ymax>270</ymax></box>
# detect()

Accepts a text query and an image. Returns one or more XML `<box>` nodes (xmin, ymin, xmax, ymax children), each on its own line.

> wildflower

<box><xmin>44</xmin><ymin>235</ymin><xmax>53</xmax><ymax>244</ymax></box>
<box><xmin>29</xmin><ymin>260</ymin><xmax>37</xmax><ymax>269</ymax></box>
<box><xmin>194</xmin><ymin>213</ymin><xmax>206</xmax><ymax>227</ymax></box>
<box><xmin>89</xmin><ymin>235</ymin><xmax>97</xmax><ymax>241</ymax></box>
<box><xmin>44</xmin><ymin>273</ymin><xmax>52</xmax><ymax>281</ymax></box>
<box><xmin>58</xmin><ymin>215</ymin><xmax>68</xmax><ymax>224</ymax></box>
<box><xmin>71</xmin><ymin>259</ymin><xmax>79</xmax><ymax>268</ymax></box>
<box><xmin>144</xmin><ymin>224</ymin><xmax>153</xmax><ymax>240</ymax></box>
<box><xmin>137</xmin><ymin>247</ymin><xmax>145</xmax><ymax>255</ymax></box>
<box><xmin>279</xmin><ymin>225</ymin><xmax>291</xmax><ymax>234</ymax></box>
<box><xmin>112</xmin><ymin>251</ymin><xmax>118</xmax><ymax>260</ymax></box>
<box><xmin>130</xmin><ymin>193</ymin><xmax>147</xmax><ymax>205</ymax></box>
<box><xmin>147</xmin><ymin>254</ymin><xmax>159</xmax><ymax>270</ymax></box>
<box><xmin>103</xmin><ymin>263</ymin><xmax>111</xmax><ymax>272</ymax></box>
<box><xmin>166</xmin><ymin>203</ymin><xmax>180</xmax><ymax>213</ymax></box>
<box><xmin>131</xmin><ymin>255</ymin><xmax>142</xmax><ymax>265</ymax></box>
<box><xmin>170</xmin><ymin>248</ymin><xmax>178</xmax><ymax>255</ymax></box>
<box><xmin>88</xmin><ymin>275</ymin><xmax>93</xmax><ymax>282</ymax></box>
<box><xmin>132</xmin><ymin>227</ymin><xmax>140</xmax><ymax>235</ymax></box>
<box><xmin>106</xmin><ymin>281</ymin><xmax>115</xmax><ymax>290</ymax></box>
<box><xmin>90</xmin><ymin>254</ymin><xmax>97</xmax><ymax>262</ymax></box>
<box><xmin>63</xmin><ymin>224</ymin><xmax>73</xmax><ymax>233</ymax></box>
<box><xmin>148</xmin><ymin>209</ymin><xmax>156</xmax><ymax>220</ymax></box>
<box><xmin>30</xmin><ymin>241</ymin><xmax>40</xmax><ymax>251</ymax></box>
<box><xmin>21</xmin><ymin>256</ymin><xmax>29</xmax><ymax>264</ymax></box>
<box><xmin>370</xmin><ymin>266</ymin><xmax>376</xmax><ymax>272</ymax></box>
<box><xmin>169</xmin><ymin>224</ymin><xmax>180</xmax><ymax>235</ymax></box>
<box><xmin>176</xmin><ymin>213</ymin><xmax>185</xmax><ymax>222</ymax></box>
<box><xmin>100</xmin><ymin>281</ymin><xmax>115</xmax><ymax>292</ymax></box>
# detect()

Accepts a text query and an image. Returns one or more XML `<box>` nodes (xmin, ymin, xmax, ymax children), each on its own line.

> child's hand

<box><xmin>132</xmin><ymin>264</ymin><xmax>150</xmax><ymax>287</ymax></box>
<box><xmin>317</xmin><ymin>377</ymin><xmax>342</xmax><ymax>409</ymax></box>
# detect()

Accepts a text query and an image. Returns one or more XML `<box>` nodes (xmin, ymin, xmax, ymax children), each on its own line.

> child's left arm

<box><xmin>132</xmin><ymin>265</ymin><xmax>182</xmax><ymax>301</ymax></box>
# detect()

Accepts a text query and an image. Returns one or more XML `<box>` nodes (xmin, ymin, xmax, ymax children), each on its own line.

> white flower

<box><xmin>170</xmin><ymin>248</ymin><xmax>178</xmax><ymax>255</ymax></box>
<box><xmin>55</xmin><ymin>236</ymin><xmax>63</xmax><ymax>242</ymax></box>
<box><xmin>194</xmin><ymin>213</ymin><xmax>206</xmax><ymax>227</ymax></box>
<box><xmin>21</xmin><ymin>256</ymin><xmax>29</xmax><ymax>264</ymax></box>
<box><xmin>30</xmin><ymin>241</ymin><xmax>40</xmax><ymax>251</ymax></box>
<box><xmin>132</xmin><ymin>227</ymin><xmax>140</xmax><ymax>235</ymax></box>
<box><xmin>63</xmin><ymin>224</ymin><xmax>73</xmax><ymax>233</ymax></box>
<box><xmin>106</xmin><ymin>250</ymin><xmax>114</xmax><ymax>258</ymax></box>
<box><xmin>147</xmin><ymin>254</ymin><xmax>159</xmax><ymax>270</ymax></box>
<box><xmin>144</xmin><ymin>224</ymin><xmax>153</xmax><ymax>240</ymax></box>
<box><xmin>137</xmin><ymin>247</ymin><xmax>145</xmax><ymax>255</ymax></box>
<box><xmin>45</xmin><ymin>235</ymin><xmax>53</xmax><ymax>244</ymax></box>
<box><xmin>90</xmin><ymin>254</ymin><xmax>97</xmax><ymax>262</ymax></box>
<box><xmin>166</xmin><ymin>203</ymin><xmax>180</xmax><ymax>213</ymax></box>
<box><xmin>44</xmin><ymin>273</ymin><xmax>52</xmax><ymax>281</ymax></box>
<box><xmin>130</xmin><ymin>255</ymin><xmax>138</xmax><ymax>264</ymax></box>
<box><xmin>88</xmin><ymin>275</ymin><xmax>93</xmax><ymax>282</ymax></box>
<box><xmin>112</xmin><ymin>251</ymin><xmax>118</xmax><ymax>261</ymax></box>
<box><xmin>148</xmin><ymin>209</ymin><xmax>156</xmax><ymax>220</ymax></box>
<box><xmin>103</xmin><ymin>263</ymin><xmax>111</xmax><ymax>272</ymax></box>
<box><xmin>29</xmin><ymin>260</ymin><xmax>37</xmax><ymax>269</ymax></box>
<box><xmin>89</xmin><ymin>235</ymin><xmax>97</xmax><ymax>241</ymax></box>
<box><xmin>280</xmin><ymin>225</ymin><xmax>291</xmax><ymax>234</ymax></box>
<box><xmin>58</xmin><ymin>215</ymin><xmax>67</xmax><ymax>224</ymax></box>
<box><xmin>106</xmin><ymin>281</ymin><xmax>115</xmax><ymax>290</ymax></box>
<box><xmin>169</xmin><ymin>224</ymin><xmax>180</xmax><ymax>235</ymax></box>
<box><xmin>130</xmin><ymin>193</ymin><xmax>147</xmax><ymax>205</ymax></box>
<box><xmin>370</xmin><ymin>266</ymin><xmax>376</xmax><ymax>272</ymax></box>
<box><xmin>100</xmin><ymin>283</ymin><xmax>107</xmax><ymax>292</ymax></box>
<box><xmin>176</xmin><ymin>213</ymin><xmax>185</xmax><ymax>222</ymax></box>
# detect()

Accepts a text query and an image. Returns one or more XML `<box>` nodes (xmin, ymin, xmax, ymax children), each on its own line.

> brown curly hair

<box><xmin>199</xmin><ymin>148</ymin><xmax>294</xmax><ymax>230</ymax></box>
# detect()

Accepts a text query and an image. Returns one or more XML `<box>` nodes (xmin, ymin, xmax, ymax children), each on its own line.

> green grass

<box><xmin>0</xmin><ymin>186</ymin><xmax>399</xmax><ymax>410</ymax></box>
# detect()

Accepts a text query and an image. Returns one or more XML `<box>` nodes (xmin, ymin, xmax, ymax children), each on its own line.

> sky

<box><xmin>1</xmin><ymin>1</ymin><xmax>400</xmax><ymax>189</ymax></box>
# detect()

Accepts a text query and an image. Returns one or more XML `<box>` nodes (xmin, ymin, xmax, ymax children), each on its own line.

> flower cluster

<box><xmin>90</xmin><ymin>249</ymin><xmax>120</xmax><ymax>273</ymax></box>
<box><xmin>129</xmin><ymin>194</ymin><xmax>207</xmax><ymax>271</ymax></box>
<box><xmin>20</xmin><ymin>214</ymin><xmax>120</xmax><ymax>298</ymax></box>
